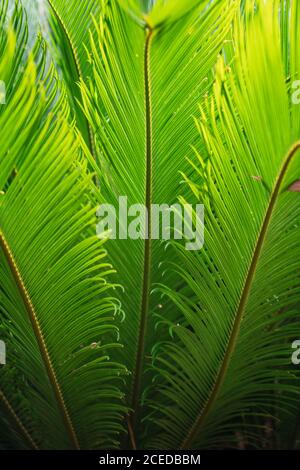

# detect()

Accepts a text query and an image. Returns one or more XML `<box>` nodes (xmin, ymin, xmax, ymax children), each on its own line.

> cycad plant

<box><xmin>0</xmin><ymin>0</ymin><xmax>300</xmax><ymax>450</ymax></box>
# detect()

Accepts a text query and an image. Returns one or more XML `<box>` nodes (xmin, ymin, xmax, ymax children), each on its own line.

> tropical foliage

<box><xmin>0</xmin><ymin>0</ymin><xmax>300</xmax><ymax>450</ymax></box>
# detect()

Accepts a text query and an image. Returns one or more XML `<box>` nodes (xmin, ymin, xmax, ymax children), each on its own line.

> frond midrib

<box><xmin>0</xmin><ymin>388</ymin><xmax>39</xmax><ymax>449</ymax></box>
<box><xmin>0</xmin><ymin>231</ymin><xmax>80</xmax><ymax>450</ymax></box>
<box><xmin>181</xmin><ymin>140</ymin><xmax>300</xmax><ymax>449</ymax></box>
<box><xmin>130</xmin><ymin>26</ymin><xmax>154</xmax><ymax>428</ymax></box>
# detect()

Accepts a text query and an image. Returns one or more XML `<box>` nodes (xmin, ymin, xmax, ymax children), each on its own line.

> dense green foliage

<box><xmin>0</xmin><ymin>0</ymin><xmax>300</xmax><ymax>450</ymax></box>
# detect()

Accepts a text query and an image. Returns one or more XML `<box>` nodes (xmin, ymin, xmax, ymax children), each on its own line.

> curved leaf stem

<box><xmin>181</xmin><ymin>141</ymin><xmax>300</xmax><ymax>449</ymax></box>
<box><xmin>130</xmin><ymin>26</ymin><xmax>154</xmax><ymax>433</ymax></box>
<box><xmin>0</xmin><ymin>231</ymin><xmax>80</xmax><ymax>450</ymax></box>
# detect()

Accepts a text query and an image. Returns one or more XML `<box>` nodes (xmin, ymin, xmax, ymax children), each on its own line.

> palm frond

<box><xmin>80</xmin><ymin>0</ymin><xmax>235</xmax><ymax>445</ymax></box>
<box><xmin>46</xmin><ymin>0</ymin><xmax>101</xmax><ymax>155</ymax></box>
<box><xmin>0</xmin><ymin>7</ymin><xmax>126</xmax><ymax>449</ymax></box>
<box><xmin>146</xmin><ymin>0</ymin><xmax>300</xmax><ymax>449</ymax></box>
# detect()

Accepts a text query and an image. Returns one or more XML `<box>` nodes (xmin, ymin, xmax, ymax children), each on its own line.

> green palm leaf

<box><xmin>146</xmin><ymin>0</ymin><xmax>300</xmax><ymax>449</ymax></box>
<box><xmin>80</xmin><ymin>0</ymin><xmax>235</xmax><ymax>444</ymax></box>
<box><xmin>0</xmin><ymin>9</ymin><xmax>126</xmax><ymax>449</ymax></box>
